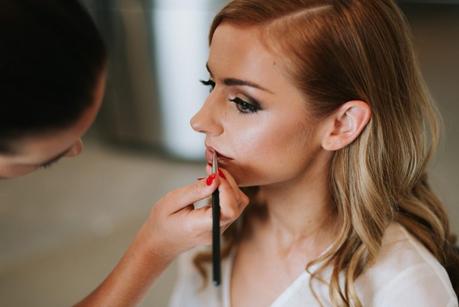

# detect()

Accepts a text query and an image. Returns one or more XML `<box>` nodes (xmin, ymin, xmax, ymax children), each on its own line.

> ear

<box><xmin>321</xmin><ymin>100</ymin><xmax>371</xmax><ymax>151</ymax></box>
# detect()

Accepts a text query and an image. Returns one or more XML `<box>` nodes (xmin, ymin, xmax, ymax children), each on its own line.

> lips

<box><xmin>205</xmin><ymin>146</ymin><xmax>232</xmax><ymax>165</ymax></box>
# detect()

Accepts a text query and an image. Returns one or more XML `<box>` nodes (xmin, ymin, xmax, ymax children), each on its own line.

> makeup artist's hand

<box><xmin>142</xmin><ymin>168</ymin><xmax>250</xmax><ymax>259</ymax></box>
<box><xmin>75</xmin><ymin>168</ymin><xmax>249</xmax><ymax>307</ymax></box>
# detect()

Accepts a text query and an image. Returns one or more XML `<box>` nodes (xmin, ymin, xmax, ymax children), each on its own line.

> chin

<box><xmin>231</xmin><ymin>169</ymin><xmax>266</xmax><ymax>188</ymax></box>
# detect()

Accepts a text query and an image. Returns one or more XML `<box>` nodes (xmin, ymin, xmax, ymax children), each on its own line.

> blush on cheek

<box><xmin>233</xmin><ymin>146</ymin><xmax>310</xmax><ymax>188</ymax></box>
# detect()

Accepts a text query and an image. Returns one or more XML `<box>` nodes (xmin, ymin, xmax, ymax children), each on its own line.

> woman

<box><xmin>170</xmin><ymin>0</ymin><xmax>459</xmax><ymax>306</ymax></box>
<box><xmin>1</xmin><ymin>1</ymin><xmax>246</xmax><ymax>306</ymax></box>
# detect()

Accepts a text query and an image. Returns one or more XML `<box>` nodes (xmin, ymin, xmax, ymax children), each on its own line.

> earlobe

<box><xmin>321</xmin><ymin>100</ymin><xmax>371</xmax><ymax>151</ymax></box>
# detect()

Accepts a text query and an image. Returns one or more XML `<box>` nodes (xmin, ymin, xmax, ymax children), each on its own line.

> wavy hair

<box><xmin>193</xmin><ymin>0</ymin><xmax>458</xmax><ymax>305</ymax></box>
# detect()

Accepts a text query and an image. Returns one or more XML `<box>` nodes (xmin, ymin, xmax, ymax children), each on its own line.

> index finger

<box><xmin>163</xmin><ymin>176</ymin><xmax>220</xmax><ymax>214</ymax></box>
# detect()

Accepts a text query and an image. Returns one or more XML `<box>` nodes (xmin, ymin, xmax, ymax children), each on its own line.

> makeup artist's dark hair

<box><xmin>0</xmin><ymin>0</ymin><xmax>107</xmax><ymax>153</ymax></box>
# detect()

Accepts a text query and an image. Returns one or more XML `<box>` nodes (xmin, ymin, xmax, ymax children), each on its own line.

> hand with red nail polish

<box><xmin>142</xmin><ymin>166</ymin><xmax>249</xmax><ymax>259</ymax></box>
<box><xmin>76</xmin><ymin>171</ymin><xmax>223</xmax><ymax>307</ymax></box>
<box><xmin>74</xmin><ymin>166</ymin><xmax>250</xmax><ymax>307</ymax></box>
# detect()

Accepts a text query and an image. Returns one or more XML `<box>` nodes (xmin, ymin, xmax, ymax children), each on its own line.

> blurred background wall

<box><xmin>0</xmin><ymin>1</ymin><xmax>458</xmax><ymax>306</ymax></box>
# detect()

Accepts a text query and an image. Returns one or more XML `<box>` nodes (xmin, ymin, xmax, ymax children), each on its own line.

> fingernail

<box><xmin>206</xmin><ymin>174</ymin><xmax>217</xmax><ymax>186</ymax></box>
<box><xmin>218</xmin><ymin>168</ymin><xmax>226</xmax><ymax>179</ymax></box>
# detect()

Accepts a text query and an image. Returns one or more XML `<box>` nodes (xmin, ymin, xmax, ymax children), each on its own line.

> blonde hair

<box><xmin>193</xmin><ymin>0</ymin><xmax>459</xmax><ymax>305</ymax></box>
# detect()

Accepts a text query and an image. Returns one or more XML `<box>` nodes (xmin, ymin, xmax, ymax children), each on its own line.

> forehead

<box><xmin>1</xmin><ymin>70</ymin><xmax>106</xmax><ymax>165</ymax></box>
<box><xmin>3</xmin><ymin>105</ymin><xmax>93</xmax><ymax>166</ymax></box>
<box><xmin>209</xmin><ymin>23</ymin><xmax>309</xmax><ymax>114</ymax></box>
<box><xmin>209</xmin><ymin>23</ymin><xmax>285</xmax><ymax>86</ymax></box>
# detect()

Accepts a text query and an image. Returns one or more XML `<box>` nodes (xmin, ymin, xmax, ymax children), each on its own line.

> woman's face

<box><xmin>191</xmin><ymin>23</ymin><xmax>325</xmax><ymax>187</ymax></box>
<box><xmin>0</xmin><ymin>70</ymin><xmax>107</xmax><ymax>179</ymax></box>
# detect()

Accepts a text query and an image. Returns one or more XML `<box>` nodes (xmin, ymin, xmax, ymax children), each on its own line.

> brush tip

<box><xmin>212</xmin><ymin>152</ymin><xmax>218</xmax><ymax>173</ymax></box>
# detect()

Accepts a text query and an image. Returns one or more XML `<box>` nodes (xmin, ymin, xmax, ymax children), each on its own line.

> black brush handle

<box><xmin>212</xmin><ymin>189</ymin><xmax>221</xmax><ymax>286</ymax></box>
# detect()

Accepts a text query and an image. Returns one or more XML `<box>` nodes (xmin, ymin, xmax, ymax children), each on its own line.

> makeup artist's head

<box><xmin>0</xmin><ymin>0</ymin><xmax>107</xmax><ymax>179</ymax></box>
<box><xmin>191</xmin><ymin>0</ymin><xmax>458</xmax><ymax>303</ymax></box>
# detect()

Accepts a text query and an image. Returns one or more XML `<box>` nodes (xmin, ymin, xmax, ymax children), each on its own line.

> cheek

<box><xmin>224</xmin><ymin>115</ymin><xmax>315</xmax><ymax>186</ymax></box>
<box><xmin>0</xmin><ymin>162</ymin><xmax>38</xmax><ymax>178</ymax></box>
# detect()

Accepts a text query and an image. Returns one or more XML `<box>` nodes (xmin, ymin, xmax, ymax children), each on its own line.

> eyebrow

<box><xmin>38</xmin><ymin>147</ymin><xmax>72</xmax><ymax>166</ymax></box>
<box><xmin>206</xmin><ymin>63</ymin><xmax>274</xmax><ymax>94</ymax></box>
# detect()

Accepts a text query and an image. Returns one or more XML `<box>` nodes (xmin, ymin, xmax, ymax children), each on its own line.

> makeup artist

<box><xmin>0</xmin><ymin>1</ymin><xmax>249</xmax><ymax>306</ymax></box>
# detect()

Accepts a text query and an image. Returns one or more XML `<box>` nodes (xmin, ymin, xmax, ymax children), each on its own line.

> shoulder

<box><xmin>356</xmin><ymin>223</ymin><xmax>458</xmax><ymax>307</ymax></box>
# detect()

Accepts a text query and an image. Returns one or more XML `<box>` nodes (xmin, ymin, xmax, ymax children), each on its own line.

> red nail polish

<box><xmin>206</xmin><ymin>174</ymin><xmax>217</xmax><ymax>186</ymax></box>
<box><xmin>218</xmin><ymin>168</ymin><xmax>226</xmax><ymax>179</ymax></box>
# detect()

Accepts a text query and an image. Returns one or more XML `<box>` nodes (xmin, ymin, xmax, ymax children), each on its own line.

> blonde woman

<box><xmin>170</xmin><ymin>0</ymin><xmax>459</xmax><ymax>306</ymax></box>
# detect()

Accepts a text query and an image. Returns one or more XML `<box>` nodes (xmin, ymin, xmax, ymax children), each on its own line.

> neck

<box><xmin>255</xmin><ymin>151</ymin><xmax>337</xmax><ymax>257</ymax></box>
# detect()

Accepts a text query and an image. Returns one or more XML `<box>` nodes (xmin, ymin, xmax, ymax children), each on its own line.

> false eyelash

<box><xmin>200</xmin><ymin>79</ymin><xmax>215</xmax><ymax>91</ymax></box>
<box><xmin>199</xmin><ymin>78</ymin><xmax>261</xmax><ymax>114</ymax></box>
<box><xmin>41</xmin><ymin>160</ymin><xmax>58</xmax><ymax>169</ymax></box>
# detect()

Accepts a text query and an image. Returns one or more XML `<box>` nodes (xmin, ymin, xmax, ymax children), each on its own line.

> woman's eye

<box><xmin>200</xmin><ymin>79</ymin><xmax>215</xmax><ymax>92</ymax></box>
<box><xmin>229</xmin><ymin>97</ymin><xmax>260</xmax><ymax>114</ymax></box>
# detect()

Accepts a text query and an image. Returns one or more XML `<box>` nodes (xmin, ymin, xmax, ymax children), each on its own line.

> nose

<box><xmin>65</xmin><ymin>139</ymin><xmax>84</xmax><ymax>158</ymax></box>
<box><xmin>190</xmin><ymin>98</ymin><xmax>223</xmax><ymax>136</ymax></box>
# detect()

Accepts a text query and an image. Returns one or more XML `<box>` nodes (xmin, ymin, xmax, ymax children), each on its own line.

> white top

<box><xmin>168</xmin><ymin>223</ymin><xmax>458</xmax><ymax>307</ymax></box>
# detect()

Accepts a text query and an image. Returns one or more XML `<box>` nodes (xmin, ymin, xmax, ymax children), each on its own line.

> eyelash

<box><xmin>200</xmin><ymin>79</ymin><xmax>215</xmax><ymax>92</ymax></box>
<box><xmin>199</xmin><ymin>79</ymin><xmax>261</xmax><ymax>114</ymax></box>
<box><xmin>41</xmin><ymin>160</ymin><xmax>58</xmax><ymax>169</ymax></box>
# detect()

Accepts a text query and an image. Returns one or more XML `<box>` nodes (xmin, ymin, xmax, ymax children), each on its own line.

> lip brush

<box><xmin>212</xmin><ymin>151</ymin><xmax>221</xmax><ymax>286</ymax></box>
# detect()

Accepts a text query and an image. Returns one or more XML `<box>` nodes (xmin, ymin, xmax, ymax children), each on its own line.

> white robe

<box><xmin>169</xmin><ymin>223</ymin><xmax>458</xmax><ymax>307</ymax></box>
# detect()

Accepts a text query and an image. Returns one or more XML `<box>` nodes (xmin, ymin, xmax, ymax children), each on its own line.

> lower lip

<box><xmin>206</xmin><ymin>149</ymin><xmax>232</xmax><ymax>164</ymax></box>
